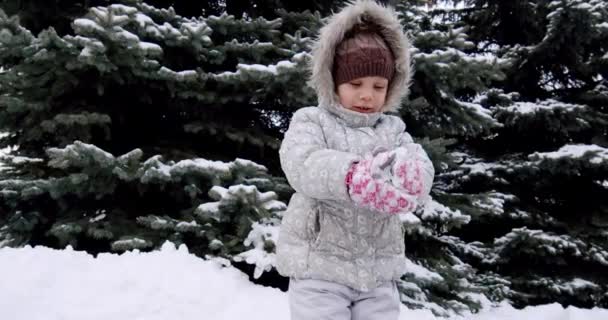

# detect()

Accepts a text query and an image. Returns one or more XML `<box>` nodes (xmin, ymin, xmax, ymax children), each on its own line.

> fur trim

<box><xmin>308</xmin><ymin>0</ymin><xmax>412</xmax><ymax>113</ymax></box>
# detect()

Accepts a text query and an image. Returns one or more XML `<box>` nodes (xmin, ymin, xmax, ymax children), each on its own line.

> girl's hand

<box><xmin>391</xmin><ymin>145</ymin><xmax>434</xmax><ymax>201</ymax></box>
<box><xmin>346</xmin><ymin>151</ymin><xmax>417</xmax><ymax>214</ymax></box>
<box><xmin>392</xmin><ymin>155</ymin><xmax>424</xmax><ymax>196</ymax></box>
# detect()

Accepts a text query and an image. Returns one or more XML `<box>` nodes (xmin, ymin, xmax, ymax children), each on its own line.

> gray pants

<box><xmin>288</xmin><ymin>278</ymin><xmax>401</xmax><ymax>320</ymax></box>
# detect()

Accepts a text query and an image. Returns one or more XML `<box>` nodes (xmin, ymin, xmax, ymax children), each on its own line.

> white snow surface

<box><xmin>531</xmin><ymin>144</ymin><xmax>608</xmax><ymax>164</ymax></box>
<box><xmin>1</xmin><ymin>243</ymin><xmax>607</xmax><ymax>320</ymax></box>
<box><xmin>500</xmin><ymin>100</ymin><xmax>585</xmax><ymax>115</ymax></box>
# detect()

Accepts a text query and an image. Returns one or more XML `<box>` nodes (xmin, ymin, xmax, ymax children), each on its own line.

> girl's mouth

<box><xmin>353</xmin><ymin>106</ymin><xmax>374</xmax><ymax>113</ymax></box>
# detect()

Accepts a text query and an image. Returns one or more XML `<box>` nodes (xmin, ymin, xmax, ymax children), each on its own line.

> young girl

<box><xmin>276</xmin><ymin>1</ymin><xmax>434</xmax><ymax>319</ymax></box>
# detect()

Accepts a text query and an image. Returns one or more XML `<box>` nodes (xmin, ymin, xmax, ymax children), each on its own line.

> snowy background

<box><xmin>1</xmin><ymin>0</ymin><xmax>607</xmax><ymax>318</ymax></box>
<box><xmin>1</xmin><ymin>243</ymin><xmax>607</xmax><ymax>320</ymax></box>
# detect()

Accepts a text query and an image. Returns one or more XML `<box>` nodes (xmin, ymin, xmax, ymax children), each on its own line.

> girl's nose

<box><xmin>360</xmin><ymin>91</ymin><xmax>372</xmax><ymax>101</ymax></box>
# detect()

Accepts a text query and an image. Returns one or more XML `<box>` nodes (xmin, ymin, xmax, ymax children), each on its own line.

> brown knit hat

<box><xmin>333</xmin><ymin>26</ymin><xmax>395</xmax><ymax>86</ymax></box>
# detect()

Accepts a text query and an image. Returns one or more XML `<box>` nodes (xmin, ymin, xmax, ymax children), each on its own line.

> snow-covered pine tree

<box><xmin>0</xmin><ymin>0</ymin><xmax>316</xmax><ymax>279</ymax></box>
<box><xmin>0</xmin><ymin>0</ymin><xmax>339</xmax><ymax>35</ymax></box>
<box><xmin>408</xmin><ymin>0</ymin><xmax>608</xmax><ymax>311</ymax></box>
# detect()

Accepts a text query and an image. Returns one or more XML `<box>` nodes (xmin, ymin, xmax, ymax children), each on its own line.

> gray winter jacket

<box><xmin>276</xmin><ymin>0</ymin><xmax>432</xmax><ymax>292</ymax></box>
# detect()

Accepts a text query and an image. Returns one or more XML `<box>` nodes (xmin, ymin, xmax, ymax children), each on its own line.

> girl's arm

<box><xmin>279</xmin><ymin>108</ymin><xmax>360</xmax><ymax>202</ymax></box>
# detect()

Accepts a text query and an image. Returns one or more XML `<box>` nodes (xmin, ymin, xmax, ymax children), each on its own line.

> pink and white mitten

<box><xmin>391</xmin><ymin>145</ymin><xmax>435</xmax><ymax>205</ymax></box>
<box><xmin>346</xmin><ymin>151</ymin><xmax>417</xmax><ymax>214</ymax></box>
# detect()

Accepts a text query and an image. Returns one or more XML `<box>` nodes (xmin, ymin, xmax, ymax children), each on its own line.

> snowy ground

<box><xmin>1</xmin><ymin>243</ymin><xmax>607</xmax><ymax>320</ymax></box>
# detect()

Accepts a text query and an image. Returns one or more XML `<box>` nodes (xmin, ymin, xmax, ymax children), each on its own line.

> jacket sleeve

<box><xmin>279</xmin><ymin>108</ymin><xmax>361</xmax><ymax>202</ymax></box>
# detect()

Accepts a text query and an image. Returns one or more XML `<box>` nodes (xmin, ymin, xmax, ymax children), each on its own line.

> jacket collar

<box><xmin>322</xmin><ymin>101</ymin><xmax>381</xmax><ymax>128</ymax></box>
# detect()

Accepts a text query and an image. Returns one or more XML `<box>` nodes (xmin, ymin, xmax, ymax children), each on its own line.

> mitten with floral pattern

<box><xmin>391</xmin><ymin>144</ymin><xmax>435</xmax><ymax>206</ymax></box>
<box><xmin>346</xmin><ymin>151</ymin><xmax>417</xmax><ymax>214</ymax></box>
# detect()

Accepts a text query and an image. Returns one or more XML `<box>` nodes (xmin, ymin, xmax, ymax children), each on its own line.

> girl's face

<box><xmin>336</xmin><ymin>76</ymin><xmax>389</xmax><ymax>114</ymax></box>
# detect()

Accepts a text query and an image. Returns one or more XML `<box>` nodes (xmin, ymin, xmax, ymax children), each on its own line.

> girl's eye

<box><xmin>374</xmin><ymin>86</ymin><xmax>386</xmax><ymax>90</ymax></box>
<box><xmin>350</xmin><ymin>82</ymin><xmax>361</xmax><ymax>86</ymax></box>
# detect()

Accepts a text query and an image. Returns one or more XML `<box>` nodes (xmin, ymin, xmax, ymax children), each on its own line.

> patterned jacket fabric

<box><xmin>275</xmin><ymin>0</ymin><xmax>433</xmax><ymax>292</ymax></box>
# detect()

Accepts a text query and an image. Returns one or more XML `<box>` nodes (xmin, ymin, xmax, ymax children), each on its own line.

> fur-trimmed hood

<box><xmin>308</xmin><ymin>0</ymin><xmax>412</xmax><ymax>114</ymax></box>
